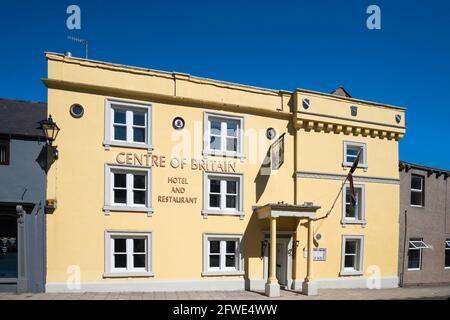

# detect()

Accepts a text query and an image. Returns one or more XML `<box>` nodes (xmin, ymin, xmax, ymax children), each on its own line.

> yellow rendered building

<box><xmin>43</xmin><ymin>52</ymin><xmax>405</xmax><ymax>296</ymax></box>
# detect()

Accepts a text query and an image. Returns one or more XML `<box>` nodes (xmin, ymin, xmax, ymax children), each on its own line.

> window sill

<box><xmin>103</xmin><ymin>272</ymin><xmax>154</xmax><ymax>278</ymax></box>
<box><xmin>341</xmin><ymin>220</ymin><xmax>367</xmax><ymax>226</ymax></box>
<box><xmin>410</xmin><ymin>205</ymin><xmax>424</xmax><ymax>208</ymax></box>
<box><xmin>342</xmin><ymin>163</ymin><xmax>368</xmax><ymax>169</ymax></box>
<box><xmin>407</xmin><ymin>268</ymin><xmax>421</xmax><ymax>272</ymax></box>
<box><xmin>202</xmin><ymin>210</ymin><xmax>244</xmax><ymax>220</ymax></box>
<box><xmin>339</xmin><ymin>271</ymin><xmax>364</xmax><ymax>276</ymax></box>
<box><xmin>202</xmin><ymin>271</ymin><xmax>245</xmax><ymax>277</ymax></box>
<box><xmin>203</xmin><ymin>151</ymin><xmax>245</xmax><ymax>162</ymax></box>
<box><xmin>103</xmin><ymin>206</ymin><xmax>154</xmax><ymax>217</ymax></box>
<box><xmin>103</xmin><ymin>140</ymin><xmax>154</xmax><ymax>151</ymax></box>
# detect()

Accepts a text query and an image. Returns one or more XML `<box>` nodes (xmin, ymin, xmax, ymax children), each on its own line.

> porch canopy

<box><xmin>254</xmin><ymin>202</ymin><xmax>320</xmax><ymax>220</ymax></box>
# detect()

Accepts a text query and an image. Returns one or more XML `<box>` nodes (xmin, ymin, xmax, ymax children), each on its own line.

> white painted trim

<box><xmin>295</xmin><ymin>171</ymin><xmax>399</xmax><ymax>184</ymax></box>
<box><xmin>103</xmin><ymin>98</ymin><xmax>153</xmax><ymax>151</ymax></box>
<box><xmin>202</xmin><ymin>172</ymin><xmax>244</xmax><ymax>219</ymax></box>
<box><xmin>341</xmin><ymin>235</ymin><xmax>364</xmax><ymax>275</ymax></box>
<box><xmin>203</xmin><ymin>111</ymin><xmax>245</xmax><ymax>160</ymax></box>
<box><xmin>202</xmin><ymin>233</ymin><xmax>244</xmax><ymax>276</ymax></box>
<box><xmin>293</xmin><ymin>276</ymin><xmax>398</xmax><ymax>290</ymax></box>
<box><xmin>46</xmin><ymin>278</ymin><xmax>246</xmax><ymax>293</ymax></box>
<box><xmin>341</xmin><ymin>183</ymin><xmax>366</xmax><ymax>225</ymax></box>
<box><xmin>104</xmin><ymin>230</ymin><xmax>153</xmax><ymax>277</ymax></box>
<box><xmin>343</xmin><ymin>141</ymin><xmax>368</xmax><ymax>168</ymax></box>
<box><xmin>104</xmin><ymin>164</ymin><xmax>153</xmax><ymax>216</ymax></box>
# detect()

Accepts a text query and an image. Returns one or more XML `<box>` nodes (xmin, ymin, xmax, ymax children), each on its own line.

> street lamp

<box><xmin>39</xmin><ymin>115</ymin><xmax>60</xmax><ymax>160</ymax></box>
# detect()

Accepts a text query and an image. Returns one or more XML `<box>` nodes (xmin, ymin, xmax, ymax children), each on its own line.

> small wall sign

<box><xmin>313</xmin><ymin>248</ymin><xmax>327</xmax><ymax>261</ymax></box>
<box><xmin>172</xmin><ymin>117</ymin><xmax>185</xmax><ymax>130</ymax></box>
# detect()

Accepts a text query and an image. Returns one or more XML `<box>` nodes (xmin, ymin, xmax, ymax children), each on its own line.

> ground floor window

<box><xmin>104</xmin><ymin>231</ymin><xmax>152</xmax><ymax>277</ymax></box>
<box><xmin>341</xmin><ymin>235</ymin><xmax>364</xmax><ymax>275</ymax></box>
<box><xmin>0</xmin><ymin>214</ymin><xmax>17</xmax><ymax>279</ymax></box>
<box><xmin>445</xmin><ymin>239</ymin><xmax>450</xmax><ymax>269</ymax></box>
<box><xmin>202</xmin><ymin>234</ymin><xmax>243</xmax><ymax>275</ymax></box>
<box><xmin>408</xmin><ymin>238</ymin><xmax>428</xmax><ymax>271</ymax></box>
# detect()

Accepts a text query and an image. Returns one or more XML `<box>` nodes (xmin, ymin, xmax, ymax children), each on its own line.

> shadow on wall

<box><xmin>35</xmin><ymin>144</ymin><xmax>53</xmax><ymax>173</ymax></box>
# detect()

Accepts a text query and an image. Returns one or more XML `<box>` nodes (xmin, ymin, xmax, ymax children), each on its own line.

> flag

<box><xmin>347</xmin><ymin>150</ymin><xmax>361</xmax><ymax>207</ymax></box>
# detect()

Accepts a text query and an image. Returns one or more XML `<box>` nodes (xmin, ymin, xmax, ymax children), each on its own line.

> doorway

<box><xmin>275</xmin><ymin>242</ymin><xmax>288</xmax><ymax>286</ymax></box>
<box><xmin>0</xmin><ymin>213</ymin><xmax>18</xmax><ymax>281</ymax></box>
<box><xmin>263</xmin><ymin>233</ymin><xmax>293</xmax><ymax>289</ymax></box>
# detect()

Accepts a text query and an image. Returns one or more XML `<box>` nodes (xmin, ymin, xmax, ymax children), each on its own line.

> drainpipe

<box><xmin>400</xmin><ymin>209</ymin><xmax>408</xmax><ymax>287</ymax></box>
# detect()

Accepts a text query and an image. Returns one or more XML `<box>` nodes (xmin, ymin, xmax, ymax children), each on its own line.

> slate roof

<box><xmin>330</xmin><ymin>85</ymin><xmax>352</xmax><ymax>98</ymax></box>
<box><xmin>0</xmin><ymin>98</ymin><xmax>47</xmax><ymax>138</ymax></box>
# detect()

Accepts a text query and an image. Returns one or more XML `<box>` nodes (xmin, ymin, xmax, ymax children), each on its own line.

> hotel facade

<box><xmin>43</xmin><ymin>52</ymin><xmax>406</xmax><ymax>296</ymax></box>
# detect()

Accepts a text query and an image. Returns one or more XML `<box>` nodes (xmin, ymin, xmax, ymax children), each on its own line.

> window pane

<box><xmin>411</xmin><ymin>191</ymin><xmax>423</xmax><ymax>206</ymax></box>
<box><xmin>226</xmin><ymin>195</ymin><xmax>237</xmax><ymax>209</ymax></box>
<box><xmin>344</xmin><ymin>255</ymin><xmax>355</xmax><ymax>268</ymax></box>
<box><xmin>226</xmin><ymin>255</ymin><xmax>236</xmax><ymax>267</ymax></box>
<box><xmin>134</xmin><ymin>175</ymin><xmax>146</xmax><ymax>189</ymax></box>
<box><xmin>445</xmin><ymin>250</ymin><xmax>450</xmax><ymax>268</ymax></box>
<box><xmin>226</xmin><ymin>241</ymin><xmax>236</xmax><ymax>253</ymax></box>
<box><xmin>210</xmin><ymin>136</ymin><xmax>221</xmax><ymax>150</ymax></box>
<box><xmin>408</xmin><ymin>249</ymin><xmax>421</xmax><ymax>269</ymax></box>
<box><xmin>114</xmin><ymin>109</ymin><xmax>126</xmax><ymax>124</ymax></box>
<box><xmin>209</xmin><ymin>241</ymin><xmax>220</xmax><ymax>253</ymax></box>
<box><xmin>133</xmin><ymin>128</ymin><xmax>146</xmax><ymax>143</ymax></box>
<box><xmin>345</xmin><ymin>240</ymin><xmax>357</xmax><ymax>254</ymax></box>
<box><xmin>133</xmin><ymin>254</ymin><xmax>146</xmax><ymax>268</ymax></box>
<box><xmin>210</xmin><ymin>179</ymin><xmax>221</xmax><ymax>193</ymax></box>
<box><xmin>114</xmin><ymin>239</ymin><xmax>126</xmax><ymax>252</ymax></box>
<box><xmin>210</xmin><ymin>120</ymin><xmax>221</xmax><ymax>135</ymax></box>
<box><xmin>227</xmin><ymin>181</ymin><xmax>237</xmax><ymax>194</ymax></box>
<box><xmin>226</xmin><ymin>138</ymin><xmax>237</xmax><ymax>152</ymax></box>
<box><xmin>209</xmin><ymin>194</ymin><xmax>220</xmax><ymax>208</ymax></box>
<box><xmin>133</xmin><ymin>191</ymin><xmax>146</xmax><ymax>205</ymax></box>
<box><xmin>133</xmin><ymin>112</ymin><xmax>145</xmax><ymax>126</ymax></box>
<box><xmin>227</xmin><ymin>121</ymin><xmax>238</xmax><ymax>137</ymax></box>
<box><xmin>114</xmin><ymin>254</ymin><xmax>127</xmax><ymax>268</ymax></box>
<box><xmin>114</xmin><ymin>126</ymin><xmax>127</xmax><ymax>141</ymax></box>
<box><xmin>114</xmin><ymin>173</ymin><xmax>126</xmax><ymax>188</ymax></box>
<box><xmin>411</xmin><ymin>175</ymin><xmax>423</xmax><ymax>190</ymax></box>
<box><xmin>114</xmin><ymin>189</ymin><xmax>127</xmax><ymax>204</ymax></box>
<box><xmin>209</xmin><ymin>255</ymin><xmax>220</xmax><ymax>268</ymax></box>
<box><xmin>133</xmin><ymin>239</ymin><xmax>146</xmax><ymax>253</ymax></box>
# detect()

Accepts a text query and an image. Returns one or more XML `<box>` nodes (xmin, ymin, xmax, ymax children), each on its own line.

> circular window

<box><xmin>70</xmin><ymin>104</ymin><xmax>84</xmax><ymax>118</ymax></box>
<box><xmin>266</xmin><ymin>127</ymin><xmax>276</xmax><ymax>140</ymax></box>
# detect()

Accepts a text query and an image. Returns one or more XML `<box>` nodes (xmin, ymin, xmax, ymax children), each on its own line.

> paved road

<box><xmin>1</xmin><ymin>286</ymin><xmax>450</xmax><ymax>300</ymax></box>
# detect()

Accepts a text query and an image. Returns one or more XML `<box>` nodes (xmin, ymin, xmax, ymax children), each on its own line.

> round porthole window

<box><xmin>70</xmin><ymin>104</ymin><xmax>84</xmax><ymax>118</ymax></box>
<box><xmin>266</xmin><ymin>127</ymin><xmax>276</xmax><ymax>140</ymax></box>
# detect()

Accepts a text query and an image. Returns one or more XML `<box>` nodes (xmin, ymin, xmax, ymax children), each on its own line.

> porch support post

<box><xmin>265</xmin><ymin>217</ymin><xmax>280</xmax><ymax>297</ymax></box>
<box><xmin>302</xmin><ymin>218</ymin><xmax>318</xmax><ymax>295</ymax></box>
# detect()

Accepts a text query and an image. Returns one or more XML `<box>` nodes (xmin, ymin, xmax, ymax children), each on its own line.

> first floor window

<box><xmin>204</xmin><ymin>173</ymin><xmax>243</xmax><ymax>213</ymax></box>
<box><xmin>343</xmin><ymin>141</ymin><xmax>367</xmax><ymax>167</ymax></box>
<box><xmin>203</xmin><ymin>234</ymin><xmax>243</xmax><ymax>274</ymax></box>
<box><xmin>105</xmin><ymin>231</ymin><xmax>152</xmax><ymax>276</ymax></box>
<box><xmin>445</xmin><ymin>240</ymin><xmax>450</xmax><ymax>269</ymax></box>
<box><xmin>408</xmin><ymin>238</ymin><xmax>428</xmax><ymax>270</ymax></box>
<box><xmin>104</xmin><ymin>165</ymin><xmax>152</xmax><ymax>213</ymax></box>
<box><xmin>343</xmin><ymin>184</ymin><xmax>365</xmax><ymax>222</ymax></box>
<box><xmin>341</xmin><ymin>236</ymin><xmax>364</xmax><ymax>274</ymax></box>
<box><xmin>0</xmin><ymin>140</ymin><xmax>9</xmax><ymax>165</ymax></box>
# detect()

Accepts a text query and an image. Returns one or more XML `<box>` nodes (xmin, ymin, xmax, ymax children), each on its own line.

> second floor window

<box><xmin>0</xmin><ymin>140</ymin><xmax>9</xmax><ymax>165</ymax></box>
<box><xmin>204</xmin><ymin>112</ymin><xmax>244</xmax><ymax>158</ymax></box>
<box><xmin>410</xmin><ymin>174</ymin><xmax>424</xmax><ymax>207</ymax></box>
<box><xmin>343</xmin><ymin>141</ymin><xmax>367</xmax><ymax>168</ymax></box>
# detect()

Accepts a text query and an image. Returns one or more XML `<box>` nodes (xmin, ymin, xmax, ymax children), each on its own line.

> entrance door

<box><xmin>0</xmin><ymin>214</ymin><xmax>18</xmax><ymax>280</ymax></box>
<box><xmin>275</xmin><ymin>242</ymin><xmax>287</xmax><ymax>287</ymax></box>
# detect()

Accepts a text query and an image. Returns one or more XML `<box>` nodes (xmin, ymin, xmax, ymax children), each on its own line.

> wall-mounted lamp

<box><xmin>39</xmin><ymin>115</ymin><xmax>60</xmax><ymax>160</ymax></box>
<box><xmin>292</xmin><ymin>240</ymin><xmax>300</xmax><ymax>257</ymax></box>
<box><xmin>261</xmin><ymin>240</ymin><xmax>268</xmax><ymax>257</ymax></box>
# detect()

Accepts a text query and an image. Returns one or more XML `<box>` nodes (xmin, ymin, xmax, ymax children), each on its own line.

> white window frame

<box><xmin>342</xmin><ymin>183</ymin><xmax>366</xmax><ymax>225</ymax></box>
<box><xmin>104</xmin><ymin>164</ymin><xmax>153</xmax><ymax>216</ymax></box>
<box><xmin>340</xmin><ymin>235</ymin><xmax>364</xmax><ymax>276</ymax></box>
<box><xmin>202</xmin><ymin>172</ymin><xmax>244</xmax><ymax>219</ymax></box>
<box><xmin>104</xmin><ymin>98</ymin><xmax>153</xmax><ymax>151</ymax></box>
<box><xmin>202</xmin><ymin>233</ymin><xmax>244</xmax><ymax>276</ymax></box>
<box><xmin>407</xmin><ymin>238</ymin><xmax>428</xmax><ymax>271</ymax></box>
<box><xmin>104</xmin><ymin>230</ymin><xmax>153</xmax><ymax>278</ymax></box>
<box><xmin>343</xmin><ymin>141</ymin><xmax>368</xmax><ymax>168</ymax></box>
<box><xmin>410</xmin><ymin>174</ymin><xmax>425</xmax><ymax>208</ymax></box>
<box><xmin>203</xmin><ymin>112</ymin><xmax>244</xmax><ymax>160</ymax></box>
<box><xmin>445</xmin><ymin>240</ymin><xmax>450</xmax><ymax>269</ymax></box>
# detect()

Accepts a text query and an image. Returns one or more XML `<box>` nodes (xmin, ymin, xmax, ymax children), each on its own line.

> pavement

<box><xmin>1</xmin><ymin>286</ymin><xmax>450</xmax><ymax>300</ymax></box>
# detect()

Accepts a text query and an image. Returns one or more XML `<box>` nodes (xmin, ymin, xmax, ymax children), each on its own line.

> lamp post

<box><xmin>38</xmin><ymin>115</ymin><xmax>60</xmax><ymax>160</ymax></box>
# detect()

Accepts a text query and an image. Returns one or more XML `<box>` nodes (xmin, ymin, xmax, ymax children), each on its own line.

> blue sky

<box><xmin>1</xmin><ymin>0</ymin><xmax>449</xmax><ymax>168</ymax></box>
